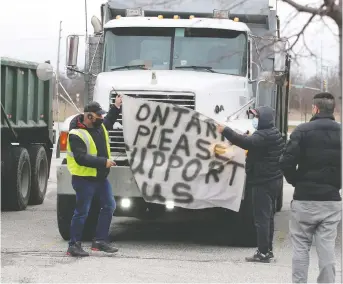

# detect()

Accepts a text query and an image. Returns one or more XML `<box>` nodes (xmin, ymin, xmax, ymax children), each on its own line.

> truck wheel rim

<box><xmin>38</xmin><ymin>159</ymin><xmax>47</xmax><ymax>190</ymax></box>
<box><xmin>21</xmin><ymin>161</ymin><xmax>30</xmax><ymax>198</ymax></box>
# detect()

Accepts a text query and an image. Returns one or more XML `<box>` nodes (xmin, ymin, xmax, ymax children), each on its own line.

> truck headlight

<box><xmin>165</xmin><ymin>201</ymin><xmax>175</xmax><ymax>210</ymax></box>
<box><xmin>120</xmin><ymin>198</ymin><xmax>131</xmax><ymax>209</ymax></box>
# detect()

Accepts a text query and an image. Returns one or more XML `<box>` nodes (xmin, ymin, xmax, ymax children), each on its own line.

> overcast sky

<box><xmin>0</xmin><ymin>0</ymin><xmax>338</xmax><ymax>79</ymax></box>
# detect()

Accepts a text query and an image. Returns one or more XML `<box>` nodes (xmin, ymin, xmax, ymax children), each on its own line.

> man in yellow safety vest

<box><xmin>66</xmin><ymin>99</ymin><xmax>121</xmax><ymax>257</ymax></box>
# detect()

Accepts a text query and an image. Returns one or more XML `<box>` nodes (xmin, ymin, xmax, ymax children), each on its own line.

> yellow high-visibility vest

<box><xmin>66</xmin><ymin>124</ymin><xmax>111</xmax><ymax>177</ymax></box>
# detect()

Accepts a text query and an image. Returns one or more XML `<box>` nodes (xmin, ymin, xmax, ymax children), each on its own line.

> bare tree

<box><xmin>288</xmin><ymin>68</ymin><xmax>341</xmax><ymax>122</ymax></box>
<box><xmin>281</xmin><ymin>0</ymin><xmax>342</xmax><ymax>102</ymax></box>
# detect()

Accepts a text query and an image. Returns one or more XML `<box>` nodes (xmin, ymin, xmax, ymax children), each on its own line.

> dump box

<box><xmin>1</xmin><ymin>57</ymin><xmax>54</xmax><ymax>211</ymax></box>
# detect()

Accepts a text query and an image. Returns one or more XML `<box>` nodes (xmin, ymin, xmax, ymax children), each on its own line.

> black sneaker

<box><xmin>91</xmin><ymin>240</ymin><xmax>119</xmax><ymax>253</ymax></box>
<box><xmin>245</xmin><ymin>250</ymin><xmax>270</xmax><ymax>263</ymax></box>
<box><xmin>67</xmin><ymin>242</ymin><xmax>89</xmax><ymax>257</ymax></box>
<box><xmin>267</xmin><ymin>250</ymin><xmax>274</xmax><ymax>259</ymax></box>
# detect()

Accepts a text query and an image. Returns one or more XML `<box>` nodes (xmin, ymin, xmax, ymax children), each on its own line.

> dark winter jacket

<box><xmin>103</xmin><ymin>106</ymin><xmax>122</xmax><ymax>130</ymax></box>
<box><xmin>280</xmin><ymin>113</ymin><xmax>341</xmax><ymax>201</ymax></box>
<box><xmin>68</xmin><ymin>106</ymin><xmax>121</xmax><ymax>181</ymax></box>
<box><xmin>222</xmin><ymin>106</ymin><xmax>284</xmax><ymax>185</ymax></box>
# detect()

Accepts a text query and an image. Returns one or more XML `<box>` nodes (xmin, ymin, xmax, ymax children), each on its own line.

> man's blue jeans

<box><xmin>69</xmin><ymin>176</ymin><xmax>116</xmax><ymax>246</ymax></box>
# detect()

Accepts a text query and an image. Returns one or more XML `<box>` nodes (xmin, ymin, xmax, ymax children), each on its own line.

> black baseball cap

<box><xmin>84</xmin><ymin>101</ymin><xmax>106</xmax><ymax>115</ymax></box>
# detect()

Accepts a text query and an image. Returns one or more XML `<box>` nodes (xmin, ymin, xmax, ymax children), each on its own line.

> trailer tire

<box><xmin>57</xmin><ymin>194</ymin><xmax>100</xmax><ymax>241</ymax></box>
<box><xmin>28</xmin><ymin>145</ymin><xmax>48</xmax><ymax>205</ymax></box>
<box><xmin>3</xmin><ymin>147</ymin><xmax>31</xmax><ymax>211</ymax></box>
<box><xmin>232</xmin><ymin>185</ymin><xmax>257</xmax><ymax>247</ymax></box>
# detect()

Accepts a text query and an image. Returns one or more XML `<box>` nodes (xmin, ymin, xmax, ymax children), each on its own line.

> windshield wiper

<box><xmin>174</xmin><ymin>65</ymin><xmax>216</xmax><ymax>73</ymax></box>
<box><xmin>111</xmin><ymin>65</ymin><xmax>147</xmax><ymax>71</ymax></box>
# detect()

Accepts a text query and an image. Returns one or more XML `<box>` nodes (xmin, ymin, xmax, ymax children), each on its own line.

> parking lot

<box><xmin>1</xmin><ymin>157</ymin><xmax>342</xmax><ymax>283</ymax></box>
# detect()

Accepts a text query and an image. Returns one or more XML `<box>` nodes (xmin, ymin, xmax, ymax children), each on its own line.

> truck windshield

<box><xmin>103</xmin><ymin>27</ymin><xmax>173</xmax><ymax>71</ymax></box>
<box><xmin>103</xmin><ymin>27</ymin><xmax>247</xmax><ymax>76</ymax></box>
<box><xmin>173</xmin><ymin>28</ymin><xmax>247</xmax><ymax>76</ymax></box>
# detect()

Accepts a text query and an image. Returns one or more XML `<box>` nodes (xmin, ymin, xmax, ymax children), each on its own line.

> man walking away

<box><xmin>217</xmin><ymin>106</ymin><xmax>284</xmax><ymax>263</ymax></box>
<box><xmin>280</xmin><ymin>92</ymin><xmax>341</xmax><ymax>283</ymax></box>
<box><xmin>66</xmin><ymin>101</ymin><xmax>119</xmax><ymax>257</ymax></box>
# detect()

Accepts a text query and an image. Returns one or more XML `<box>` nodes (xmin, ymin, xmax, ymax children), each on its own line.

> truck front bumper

<box><xmin>57</xmin><ymin>165</ymin><xmax>179</xmax><ymax>217</ymax></box>
<box><xmin>57</xmin><ymin>165</ymin><xmax>142</xmax><ymax>197</ymax></box>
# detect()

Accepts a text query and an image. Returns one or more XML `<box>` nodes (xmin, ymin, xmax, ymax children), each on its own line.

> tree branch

<box><xmin>281</xmin><ymin>10</ymin><xmax>301</xmax><ymax>34</ymax></box>
<box><xmin>283</xmin><ymin>0</ymin><xmax>341</xmax><ymax>25</ymax></box>
<box><xmin>302</xmin><ymin>32</ymin><xmax>317</xmax><ymax>59</ymax></box>
<box><xmin>225</xmin><ymin>0</ymin><xmax>248</xmax><ymax>11</ymax></box>
<box><xmin>324</xmin><ymin>0</ymin><xmax>336</xmax><ymax>13</ymax></box>
<box><xmin>282</xmin><ymin>0</ymin><xmax>323</xmax><ymax>14</ymax></box>
<box><xmin>321</xmin><ymin>17</ymin><xmax>339</xmax><ymax>37</ymax></box>
<box><xmin>288</xmin><ymin>13</ymin><xmax>317</xmax><ymax>51</ymax></box>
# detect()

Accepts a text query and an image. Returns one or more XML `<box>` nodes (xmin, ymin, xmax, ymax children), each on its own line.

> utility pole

<box><xmin>55</xmin><ymin>21</ymin><xmax>62</xmax><ymax>132</ymax></box>
<box><xmin>322</xmin><ymin>65</ymin><xmax>329</xmax><ymax>92</ymax></box>
<box><xmin>84</xmin><ymin>0</ymin><xmax>89</xmax><ymax>107</ymax></box>
<box><xmin>320</xmin><ymin>40</ymin><xmax>323</xmax><ymax>91</ymax></box>
<box><xmin>84</xmin><ymin>0</ymin><xmax>88</xmax><ymax>43</ymax></box>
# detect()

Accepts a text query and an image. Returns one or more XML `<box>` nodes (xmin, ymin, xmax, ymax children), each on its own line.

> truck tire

<box><xmin>3</xmin><ymin>147</ymin><xmax>32</xmax><ymax>211</ymax></box>
<box><xmin>276</xmin><ymin>180</ymin><xmax>284</xmax><ymax>212</ymax></box>
<box><xmin>232</xmin><ymin>185</ymin><xmax>257</xmax><ymax>247</ymax></box>
<box><xmin>28</xmin><ymin>145</ymin><xmax>48</xmax><ymax>205</ymax></box>
<box><xmin>57</xmin><ymin>194</ymin><xmax>100</xmax><ymax>241</ymax></box>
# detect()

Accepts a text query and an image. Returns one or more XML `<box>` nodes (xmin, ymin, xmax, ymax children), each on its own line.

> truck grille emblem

<box><xmin>151</xmin><ymin>71</ymin><xmax>157</xmax><ymax>85</ymax></box>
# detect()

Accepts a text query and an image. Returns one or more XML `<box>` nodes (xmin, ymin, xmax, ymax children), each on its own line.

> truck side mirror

<box><xmin>248</xmin><ymin>62</ymin><xmax>260</xmax><ymax>84</ymax></box>
<box><xmin>248</xmin><ymin>40</ymin><xmax>252</xmax><ymax>80</ymax></box>
<box><xmin>248</xmin><ymin>37</ymin><xmax>260</xmax><ymax>83</ymax></box>
<box><xmin>66</xmin><ymin>35</ymin><xmax>79</xmax><ymax>67</ymax></box>
<box><xmin>274</xmin><ymin>39</ymin><xmax>287</xmax><ymax>72</ymax></box>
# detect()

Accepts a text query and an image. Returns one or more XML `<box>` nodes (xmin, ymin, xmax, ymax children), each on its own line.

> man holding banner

<box><xmin>66</xmin><ymin>99</ymin><xmax>121</xmax><ymax>257</ymax></box>
<box><xmin>217</xmin><ymin>106</ymin><xmax>284</xmax><ymax>263</ymax></box>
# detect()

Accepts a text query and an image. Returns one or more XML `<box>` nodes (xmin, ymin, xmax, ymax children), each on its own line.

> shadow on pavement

<box><xmin>110</xmin><ymin>213</ymin><xmax>240</xmax><ymax>247</ymax></box>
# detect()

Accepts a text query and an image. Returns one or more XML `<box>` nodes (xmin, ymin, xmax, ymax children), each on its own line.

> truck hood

<box><xmin>93</xmin><ymin>70</ymin><xmax>247</xmax><ymax>111</ymax></box>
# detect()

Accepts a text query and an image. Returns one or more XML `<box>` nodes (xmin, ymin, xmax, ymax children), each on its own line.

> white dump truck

<box><xmin>56</xmin><ymin>0</ymin><xmax>291</xmax><ymax>246</ymax></box>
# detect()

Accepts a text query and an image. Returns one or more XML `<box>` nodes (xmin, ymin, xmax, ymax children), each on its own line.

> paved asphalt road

<box><xmin>1</xmin><ymin>158</ymin><xmax>342</xmax><ymax>283</ymax></box>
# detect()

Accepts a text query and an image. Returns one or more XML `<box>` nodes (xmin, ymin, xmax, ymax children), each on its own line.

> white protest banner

<box><xmin>122</xmin><ymin>95</ymin><xmax>246</xmax><ymax>212</ymax></box>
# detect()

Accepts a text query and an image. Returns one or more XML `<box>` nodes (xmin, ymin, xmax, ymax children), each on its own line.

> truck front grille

<box><xmin>108</xmin><ymin>91</ymin><xmax>195</xmax><ymax>155</ymax></box>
